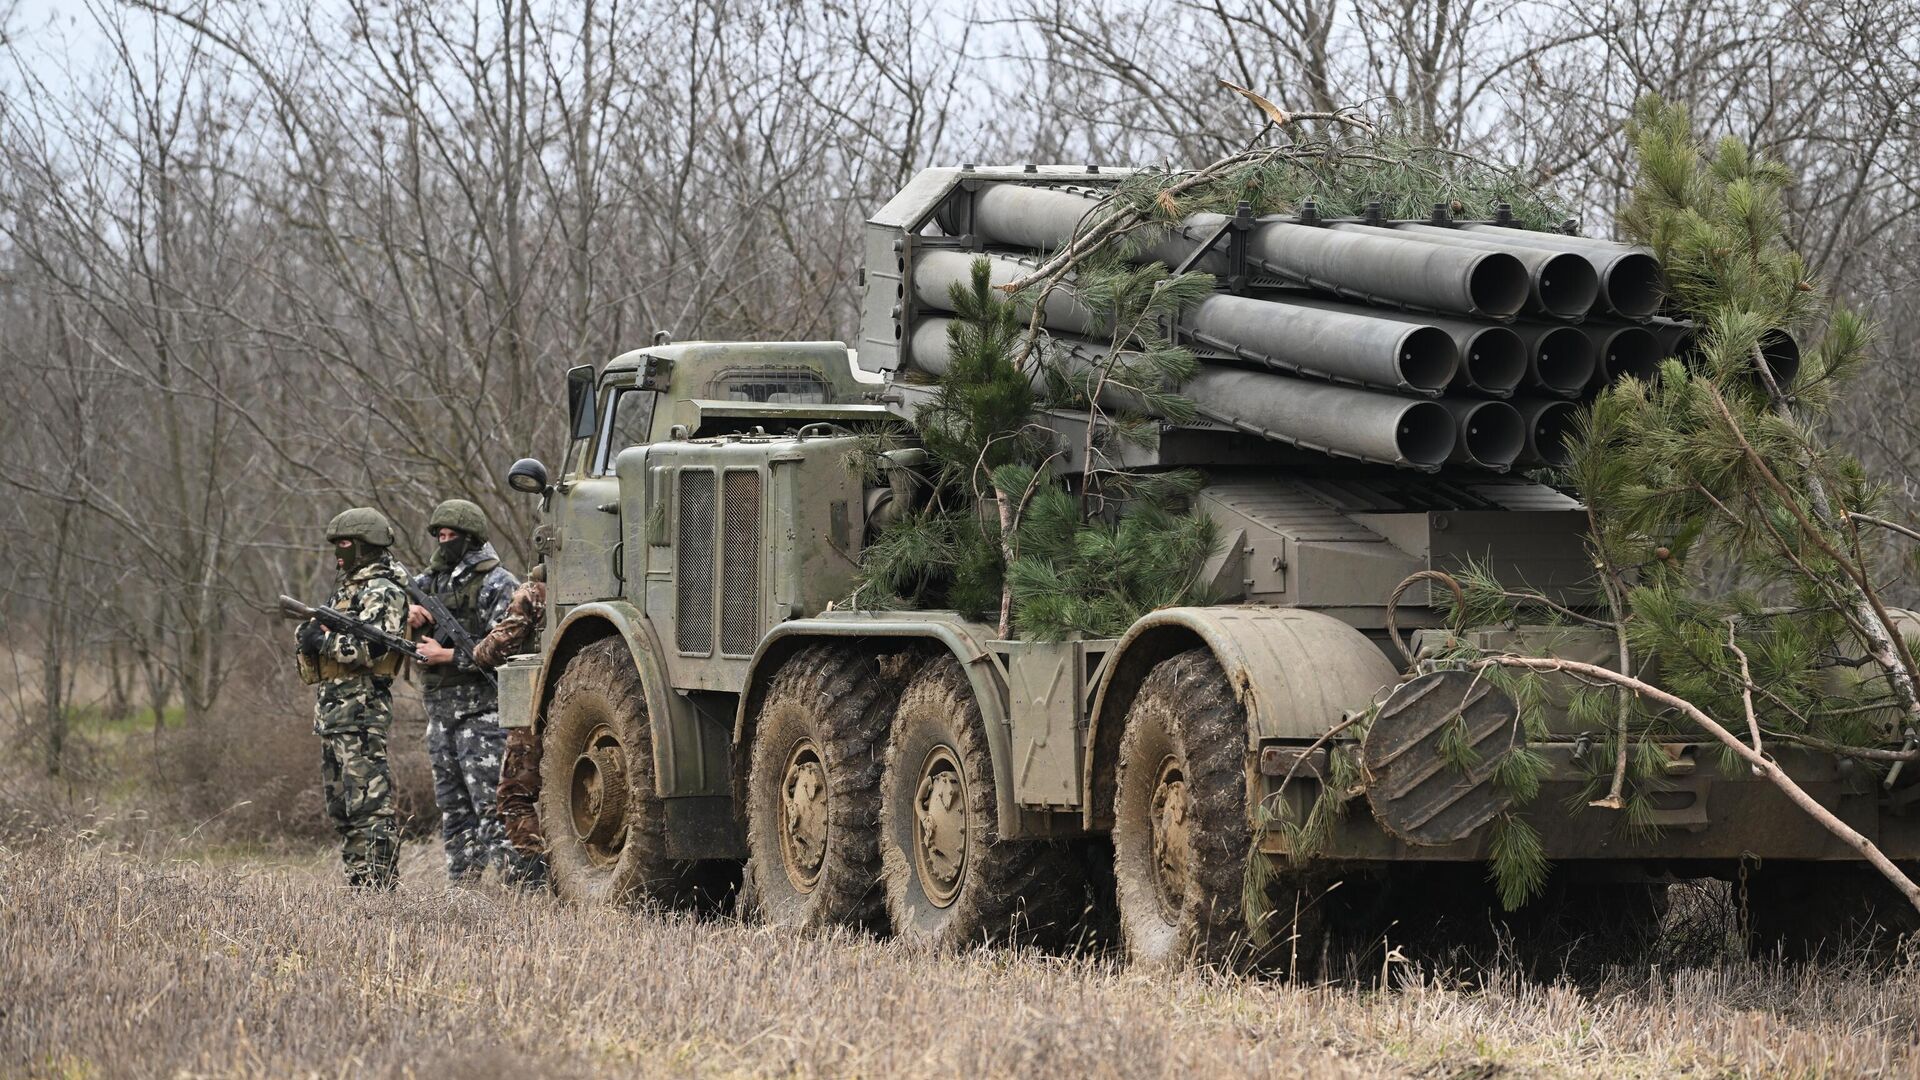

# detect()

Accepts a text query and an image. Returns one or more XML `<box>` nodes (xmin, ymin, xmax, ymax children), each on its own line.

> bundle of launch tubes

<box><xmin>897</xmin><ymin>181</ymin><xmax>1801</xmax><ymax>472</ymax></box>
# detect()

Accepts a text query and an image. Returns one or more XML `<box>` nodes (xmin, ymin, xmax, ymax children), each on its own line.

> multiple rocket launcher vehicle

<box><xmin>493</xmin><ymin>162</ymin><xmax>1920</xmax><ymax>961</ymax></box>
<box><xmin>882</xmin><ymin>173</ymin><xmax>1790</xmax><ymax>474</ymax></box>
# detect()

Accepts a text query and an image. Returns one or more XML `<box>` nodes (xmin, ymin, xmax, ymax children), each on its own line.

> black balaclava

<box><xmin>334</xmin><ymin>539</ymin><xmax>384</xmax><ymax>576</ymax></box>
<box><xmin>432</xmin><ymin>531</ymin><xmax>473</xmax><ymax>573</ymax></box>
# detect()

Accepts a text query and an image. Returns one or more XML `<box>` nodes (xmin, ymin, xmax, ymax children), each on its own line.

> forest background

<box><xmin>6</xmin><ymin>0</ymin><xmax>1920</xmax><ymax>842</ymax></box>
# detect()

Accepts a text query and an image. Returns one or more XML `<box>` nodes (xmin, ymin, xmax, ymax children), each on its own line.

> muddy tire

<box><xmin>1112</xmin><ymin>648</ymin><xmax>1288</xmax><ymax>970</ymax></box>
<box><xmin>880</xmin><ymin>655</ymin><xmax>1082</xmax><ymax>949</ymax></box>
<box><xmin>539</xmin><ymin>637</ymin><xmax>687</xmax><ymax>908</ymax></box>
<box><xmin>743</xmin><ymin>644</ymin><xmax>900</xmax><ymax>933</ymax></box>
<box><xmin>1744</xmin><ymin>861</ymin><xmax>1920</xmax><ymax>961</ymax></box>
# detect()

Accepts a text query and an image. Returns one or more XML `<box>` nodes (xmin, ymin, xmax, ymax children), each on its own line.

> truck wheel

<box><xmin>880</xmin><ymin>655</ymin><xmax>1081</xmax><ymax>949</ymax></box>
<box><xmin>539</xmin><ymin>636</ymin><xmax>683</xmax><ymax>908</ymax></box>
<box><xmin>744</xmin><ymin>644</ymin><xmax>900</xmax><ymax>932</ymax></box>
<box><xmin>1112</xmin><ymin>648</ymin><xmax>1278</xmax><ymax>969</ymax></box>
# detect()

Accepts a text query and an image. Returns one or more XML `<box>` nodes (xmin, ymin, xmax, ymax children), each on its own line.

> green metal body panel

<box><xmin>1080</xmin><ymin>606</ymin><xmax>1400</xmax><ymax>830</ymax></box>
<box><xmin>548</xmin><ymin>475</ymin><xmax>622</xmax><ymax>606</ymax></box>
<box><xmin>612</xmin><ymin>433</ymin><xmax>867</xmax><ymax>693</ymax></box>
<box><xmin>601</xmin><ymin>339</ymin><xmax>876</xmax><ymax>444</ymax></box>
<box><xmin>495</xmin><ymin>655</ymin><xmax>541</xmax><ymax>730</ymax></box>
<box><xmin>999</xmin><ymin>638</ymin><xmax>1115</xmax><ymax>811</ymax></box>
<box><xmin>1193</xmin><ymin>474</ymin><xmax>1590</xmax><ymax>629</ymax></box>
<box><xmin>1258</xmin><ymin>743</ymin><xmax>1920</xmax><ymax>862</ymax></box>
<box><xmin>508</xmin><ymin>340</ymin><xmax>886</xmax><ymax>847</ymax></box>
<box><xmin>1102</xmin><ymin>607</ymin><xmax>1400</xmax><ymax>740</ymax></box>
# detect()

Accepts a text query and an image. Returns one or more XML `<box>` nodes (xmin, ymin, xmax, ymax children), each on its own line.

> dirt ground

<box><xmin>5</xmin><ymin>834</ymin><xmax>1920</xmax><ymax>1079</ymax></box>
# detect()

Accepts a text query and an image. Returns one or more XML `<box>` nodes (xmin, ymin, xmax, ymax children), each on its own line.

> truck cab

<box><xmin>497</xmin><ymin>339</ymin><xmax>897</xmax><ymax>878</ymax></box>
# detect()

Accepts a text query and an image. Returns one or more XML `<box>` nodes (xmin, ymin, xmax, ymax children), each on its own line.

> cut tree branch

<box><xmin>1470</xmin><ymin>653</ymin><xmax>1920</xmax><ymax>917</ymax></box>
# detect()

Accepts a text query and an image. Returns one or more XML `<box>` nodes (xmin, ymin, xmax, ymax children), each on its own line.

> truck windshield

<box><xmin>592</xmin><ymin>387</ymin><xmax>658</xmax><ymax>475</ymax></box>
<box><xmin>713</xmin><ymin>368</ymin><xmax>828</xmax><ymax>403</ymax></box>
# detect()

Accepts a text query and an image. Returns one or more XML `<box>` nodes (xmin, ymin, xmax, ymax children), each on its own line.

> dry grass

<box><xmin>6</xmin><ymin>836</ymin><xmax>1920</xmax><ymax>1079</ymax></box>
<box><xmin>0</xmin><ymin>660</ymin><xmax>443</xmax><ymax>855</ymax></box>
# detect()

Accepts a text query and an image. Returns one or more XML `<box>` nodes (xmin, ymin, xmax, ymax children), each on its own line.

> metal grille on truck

<box><xmin>676</xmin><ymin>469</ymin><xmax>716</xmax><ymax>653</ymax></box>
<box><xmin>720</xmin><ymin>469</ymin><xmax>763</xmax><ymax>655</ymax></box>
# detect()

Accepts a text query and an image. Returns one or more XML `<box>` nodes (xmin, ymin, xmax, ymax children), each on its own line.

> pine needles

<box><xmin>855</xmin><ymin>255</ymin><xmax>1222</xmax><ymax>639</ymax></box>
<box><xmin>1431</xmin><ymin>96</ymin><xmax>1920</xmax><ymax>911</ymax></box>
<box><xmin>1001</xmin><ymin>467</ymin><xmax>1220</xmax><ymax>640</ymax></box>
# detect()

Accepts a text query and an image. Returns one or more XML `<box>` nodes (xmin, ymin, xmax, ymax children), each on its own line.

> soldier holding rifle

<box><xmin>407</xmin><ymin>499</ymin><xmax>528</xmax><ymax>885</ymax></box>
<box><xmin>288</xmin><ymin>508</ymin><xmax>412</xmax><ymax>890</ymax></box>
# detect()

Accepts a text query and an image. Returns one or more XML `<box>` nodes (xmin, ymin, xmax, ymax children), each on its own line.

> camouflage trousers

<box><xmin>498</xmin><ymin>726</ymin><xmax>548</xmax><ymax>865</ymax></box>
<box><xmin>423</xmin><ymin>689</ymin><xmax>531</xmax><ymax>883</ymax></box>
<box><xmin>320</xmin><ymin>728</ymin><xmax>399</xmax><ymax>889</ymax></box>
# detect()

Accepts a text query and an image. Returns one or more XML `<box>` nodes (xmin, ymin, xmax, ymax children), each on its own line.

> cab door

<box><xmin>551</xmin><ymin>374</ymin><xmax>658</xmax><ymax>606</ymax></box>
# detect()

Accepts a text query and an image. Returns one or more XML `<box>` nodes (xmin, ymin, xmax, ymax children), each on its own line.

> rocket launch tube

<box><xmin>1265</xmin><ymin>293</ymin><xmax>1527</xmax><ymax>397</ymax></box>
<box><xmin>1645</xmin><ymin>319</ymin><xmax>1798</xmax><ymax>387</ymax></box>
<box><xmin>959</xmin><ymin>184</ymin><xmax>1531</xmax><ymax>318</ymax></box>
<box><xmin>1168</xmin><ymin>213</ymin><xmax>1531</xmax><ymax>319</ymax></box>
<box><xmin>912</xmin><ymin>248</ymin><xmax>1103</xmax><ymax>336</ymax></box>
<box><xmin>1457</xmin><ymin>224</ymin><xmax>1665</xmax><ymax>318</ymax></box>
<box><xmin>1760</xmin><ymin>330</ymin><xmax>1801</xmax><ymax>389</ymax></box>
<box><xmin>1355</xmin><ymin>222</ymin><xmax>1600</xmax><ymax>318</ymax></box>
<box><xmin>1513</xmin><ymin>397</ymin><xmax>1583</xmax><ymax>468</ymax></box>
<box><xmin>912</xmin><ymin>249</ymin><xmax>1459</xmax><ymax>395</ymax></box>
<box><xmin>906</xmin><ymin>317</ymin><xmax>1458</xmax><ymax>470</ymax></box>
<box><xmin>1650</xmin><ymin>318</ymin><xmax>1697</xmax><ymax>364</ymax></box>
<box><xmin>1582</xmin><ymin>323</ymin><xmax>1662</xmax><ymax>387</ymax></box>
<box><xmin>1177</xmin><ymin>293</ymin><xmax>1459</xmax><ymax>395</ymax></box>
<box><xmin>1508</xmin><ymin>322</ymin><xmax>1597</xmax><ymax>397</ymax></box>
<box><xmin>1440</xmin><ymin>398</ymin><xmax>1526</xmax><ymax>470</ymax></box>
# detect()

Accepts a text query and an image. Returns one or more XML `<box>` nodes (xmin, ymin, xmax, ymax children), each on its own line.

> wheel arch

<box><xmin>1083</xmin><ymin>607</ymin><xmax>1401</xmax><ymax>830</ymax></box>
<box><xmin>734</xmin><ymin>614</ymin><xmax>1019</xmax><ymax>833</ymax></box>
<box><xmin>535</xmin><ymin>601</ymin><xmax>706</xmax><ymax>798</ymax></box>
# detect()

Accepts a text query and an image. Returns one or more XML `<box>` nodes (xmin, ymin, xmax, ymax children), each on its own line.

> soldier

<box><xmin>473</xmin><ymin>563</ymin><xmax>548</xmax><ymax>879</ymax></box>
<box><xmin>409</xmin><ymin>498</ymin><xmax>523</xmax><ymax>884</ymax></box>
<box><xmin>294</xmin><ymin>508</ymin><xmax>409</xmax><ymax>890</ymax></box>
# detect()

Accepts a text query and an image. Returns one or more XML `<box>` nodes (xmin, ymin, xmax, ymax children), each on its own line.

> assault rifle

<box><xmin>279</xmin><ymin>595</ymin><xmax>425</xmax><ymax>663</ymax></box>
<box><xmin>404</xmin><ymin>580</ymin><xmax>498</xmax><ymax>689</ymax></box>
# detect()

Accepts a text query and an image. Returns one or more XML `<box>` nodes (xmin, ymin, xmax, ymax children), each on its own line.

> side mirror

<box><xmin>507</xmin><ymin>457</ymin><xmax>551</xmax><ymax>495</ymax></box>
<box><xmin>566</xmin><ymin>365</ymin><xmax>597</xmax><ymax>441</ymax></box>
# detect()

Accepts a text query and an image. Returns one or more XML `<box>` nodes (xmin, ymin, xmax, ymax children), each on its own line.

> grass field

<box><xmin>5</xmin><ymin>662</ymin><xmax>1918</xmax><ymax>1077</ymax></box>
<box><xmin>6</xmin><ymin>834</ymin><xmax>1920</xmax><ymax>1078</ymax></box>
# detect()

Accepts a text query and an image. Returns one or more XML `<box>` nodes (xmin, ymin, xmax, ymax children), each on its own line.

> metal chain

<box><xmin>1737</xmin><ymin>853</ymin><xmax>1754</xmax><ymax>946</ymax></box>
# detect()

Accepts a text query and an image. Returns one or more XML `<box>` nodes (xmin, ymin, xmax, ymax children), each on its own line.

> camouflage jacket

<box><xmin>304</xmin><ymin>554</ymin><xmax>410</xmax><ymax>735</ymax></box>
<box><xmin>473</xmin><ymin>579</ymin><xmax>547</xmax><ymax>670</ymax></box>
<box><xmin>411</xmin><ymin>542</ymin><xmax>518</xmax><ymax>691</ymax></box>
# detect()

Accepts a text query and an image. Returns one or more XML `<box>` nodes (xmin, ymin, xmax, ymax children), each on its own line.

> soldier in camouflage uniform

<box><xmin>295</xmin><ymin>507</ymin><xmax>409</xmax><ymax>890</ymax></box>
<box><xmin>408</xmin><ymin>498</ymin><xmax>524</xmax><ymax>884</ymax></box>
<box><xmin>473</xmin><ymin>563</ymin><xmax>548</xmax><ymax>876</ymax></box>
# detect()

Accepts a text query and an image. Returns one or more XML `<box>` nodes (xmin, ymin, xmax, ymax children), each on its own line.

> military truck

<box><xmin>496</xmin><ymin>166</ymin><xmax>1920</xmax><ymax>966</ymax></box>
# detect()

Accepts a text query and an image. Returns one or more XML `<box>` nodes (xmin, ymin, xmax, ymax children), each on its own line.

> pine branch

<box><xmin>1471</xmin><ymin>653</ymin><xmax>1920</xmax><ymax>917</ymax></box>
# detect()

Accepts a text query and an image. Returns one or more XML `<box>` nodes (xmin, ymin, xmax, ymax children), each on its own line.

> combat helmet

<box><xmin>326</xmin><ymin>507</ymin><xmax>396</xmax><ymax>547</ymax></box>
<box><xmin>428</xmin><ymin>498</ymin><xmax>489</xmax><ymax>543</ymax></box>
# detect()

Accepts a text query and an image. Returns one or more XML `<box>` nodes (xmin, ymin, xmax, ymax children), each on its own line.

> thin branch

<box><xmin>1725</xmin><ymin>619</ymin><xmax>1766</xmax><ymax>769</ymax></box>
<box><xmin>1848</xmin><ymin>511</ymin><xmax>1920</xmax><ymax>545</ymax></box>
<box><xmin>1471</xmin><ymin>653</ymin><xmax>1920</xmax><ymax>917</ymax></box>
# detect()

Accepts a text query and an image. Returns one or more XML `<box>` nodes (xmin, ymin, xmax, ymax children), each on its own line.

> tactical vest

<box><xmin>419</xmin><ymin>558</ymin><xmax>499</xmax><ymax>691</ymax></box>
<box><xmin>297</xmin><ymin>576</ymin><xmax>407</xmax><ymax>685</ymax></box>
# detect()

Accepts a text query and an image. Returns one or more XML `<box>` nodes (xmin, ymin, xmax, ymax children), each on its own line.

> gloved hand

<box><xmin>297</xmin><ymin>619</ymin><xmax>327</xmax><ymax>656</ymax></box>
